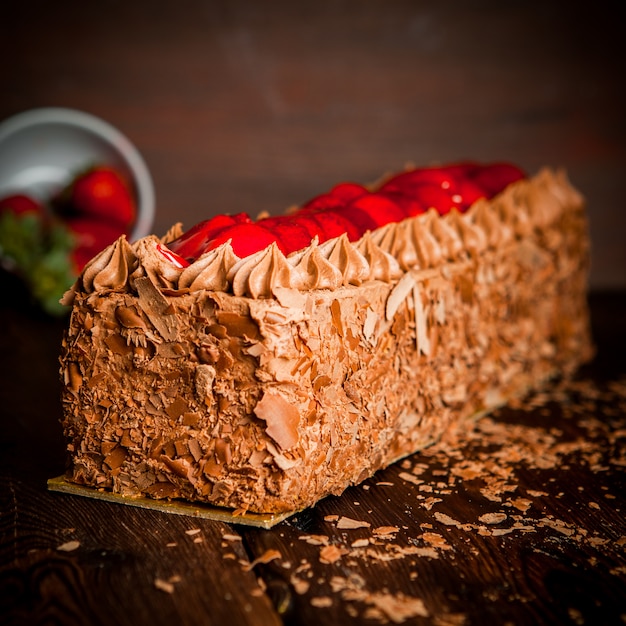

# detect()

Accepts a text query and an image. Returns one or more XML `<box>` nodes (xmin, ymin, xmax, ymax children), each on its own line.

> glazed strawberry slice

<box><xmin>65</xmin><ymin>216</ymin><xmax>127</xmax><ymax>271</ymax></box>
<box><xmin>328</xmin><ymin>182</ymin><xmax>368</xmax><ymax>202</ymax></box>
<box><xmin>346</xmin><ymin>193</ymin><xmax>406</xmax><ymax>229</ymax></box>
<box><xmin>449</xmin><ymin>179</ymin><xmax>487</xmax><ymax>210</ymax></box>
<box><xmin>0</xmin><ymin>193</ymin><xmax>44</xmax><ymax>217</ymax></box>
<box><xmin>471</xmin><ymin>163</ymin><xmax>525</xmax><ymax>196</ymax></box>
<box><xmin>206</xmin><ymin>222</ymin><xmax>277</xmax><ymax>258</ymax></box>
<box><xmin>301</xmin><ymin>192</ymin><xmax>345</xmax><ymax>213</ymax></box>
<box><xmin>381</xmin><ymin>163</ymin><xmax>473</xmax><ymax>193</ymax></box>
<box><xmin>168</xmin><ymin>212</ymin><xmax>251</xmax><ymax>260</ymax></box>
<box><xmin>55</xmin><ymin>166</ymin><xmax>136</xmax><ymax>231</ymax></box>
<box><xmin>413</xmin><ymin>184</ymin><xmax>457</xmax><ymax>215</ymax></box>
<box><xmin>309</xmin><ymin>209</ymin><xmax>362</xmax><ymax>242</ymax></box>
<box><xmin>156</xmin><ymin>244</ymin><xmax>190</xmax><ymax>268</ymax></box>
<box><xmin>382</xmin><ymin>169</ymin><xmax>454</xmax><ymax>193</ymax></box>
<box><xmin>258</xmin><ymin>215</ymin><xmax>313</xmax><ymax>255</ymax></box>
<box><xmin>377</xmin><ymin>190</ymin><xmax>425</xmax><ymax>217</ymax></box>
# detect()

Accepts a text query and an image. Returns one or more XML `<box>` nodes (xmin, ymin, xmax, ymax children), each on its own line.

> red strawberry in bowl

<box><xmin>54</xmin><ymin>166</ymin><xmax>137</xmax><ymax>232</ymax></box>
<box><xmin>65</xmin><ymin>216</ymin><xmax>127</xmax><ymax>271</ymax></box>
<box><xmin>0</xmin><ymin>193</ymin><xmax>44</xmax><ymax>217</ymax></box>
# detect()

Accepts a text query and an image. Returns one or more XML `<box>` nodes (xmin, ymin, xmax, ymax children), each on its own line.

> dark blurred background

<box><xmin>1</xmin><ymin>0</ymin><xmax>624</xmax><ymax>289</ymax></box>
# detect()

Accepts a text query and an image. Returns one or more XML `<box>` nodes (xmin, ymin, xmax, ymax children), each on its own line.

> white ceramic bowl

<box><xmin>0</xmin><ymin>107</ymin><xmax>155</xmax><ymax>241</ymax></box>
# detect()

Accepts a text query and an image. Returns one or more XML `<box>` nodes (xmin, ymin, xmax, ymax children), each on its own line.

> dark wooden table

<box><xmin>1</xmin><ymin>284</ymin><xmax>625</xmax><ymax>626</ymax></box>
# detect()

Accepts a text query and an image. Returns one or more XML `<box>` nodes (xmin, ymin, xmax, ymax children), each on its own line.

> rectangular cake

<box><xmin>58</xmin><ymin>163</ymin><xmax>593</xmax><ymax>514</ymax></box>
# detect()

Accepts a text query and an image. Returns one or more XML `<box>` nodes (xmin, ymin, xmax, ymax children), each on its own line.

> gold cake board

<box><xmin>47</xmin><ymin>475</ymin><xmax>296</xmax><ymax>529</ymax></box>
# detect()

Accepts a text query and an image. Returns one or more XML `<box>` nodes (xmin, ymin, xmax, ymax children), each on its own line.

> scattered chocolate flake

<box><xmin>422</xmin><ymin>532</ymin><xmax>452</xmax><ymax>551</ymax></box>
<box><xmin>372</xmin><ymin>526</ymin><xmax>400</xmax><ymax>537</ymax></box>
<box><xmin>398</xmin><ymin>471</ymin><xmax>424</xmax><ymax>486</ymax></box>
<box><xmin>56</xmin><ymin>540</ymin><xmax>80</xmax><ymax>552</ymax></box>
<box><xmin>478</xmin><ymin>513</ymin><xmax>508</xmax><ymax>525</ymax></box>
<box><xmin>290</xmin><ymin>574</ymin><xmax>311</xmax><ymax>595</ymax></box>
<box><xmin>336</xmin><ymin>516</ymin><xmax>371</xmax><ymax>530</ymax></box>
<box><xmin>185</xmin><ymin>528</ymin><xmax>201</xmax><ymax>536</ymax></box>
<box><xmin>299</xmin><ymin>534</ymin><xmax>330</xmax><ymax>546</ymax></box>
<box><xmin>242</xmin><ymin>548</ymin><xmax>282</xmax><ymax>571</ymax></box>
<box><xmin>319</xmin><ymin>544</ymin><xmax>345</xmax><ymax>564</ymax></box>
<box><xmin>419</xmin><ymin>496</ymin><xmax>443</xmax><ymax>510</ymax></box>
<box><xmin>154</xmin><ymin>577</ymin><xmax>179</xmax><ymax>594</ymax></box>
<box><xmin>433</xmin><ymin>512</ymin><xmax>462</xmax><ymax>527</ymax></box>
<box><xmin>330</xmin><ymin>573</ymin><xmax>429</xmax><ymax>623</ymax></box>
<box><xmin>310</xmin><ymin>596</ymin><xmax>333</xmax><ymax>608</ymax></box>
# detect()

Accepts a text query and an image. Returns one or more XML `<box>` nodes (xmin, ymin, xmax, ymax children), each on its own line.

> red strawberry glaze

<box><xmin>206</xmin><ymin>222</ymin><xmax>277</xmax><ymax>258</ymax></box>
<box><xmin>257</xmin><ymin>215</ymin><xmax>314</xmax><ymax>254</ymax></box>
<box><xmin>157</xmin><ymin>244</ymin><xmax>190</xmax><ymax>268</ymax></box>
<box><xmin>162</xmin><ymin>162</ymin><xmax>526</xmax><ymax>263</ymax></box>
<box><xmin>328</xmin><ymin>182</ymin><xmax>369</xmax><ymax>202</ymax></box>
<box><xmin>347</xmin><ymin>193</ymin><xmax>407</xmax><ymax>227</ymax></box>
<box><xmin>167</xmin><ymin>212</ymin><xmax>251</xmax><ymax>261</ymax></box>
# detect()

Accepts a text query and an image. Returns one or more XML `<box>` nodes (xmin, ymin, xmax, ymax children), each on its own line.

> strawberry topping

<box><xmin>164</xmin><ymin>161</ymin><xmax>526</xmax><ymax>263</ymax></box>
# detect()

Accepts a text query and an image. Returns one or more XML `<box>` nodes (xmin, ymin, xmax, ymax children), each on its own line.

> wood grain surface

<box><xmin>0</xmin><ymin>0</ymin><xmax>624</xmax><ymax>289</ymax></box>
<box><xmin>1</xmin><ymin>278</ymin><xmax>625</xmax><ymax>624</ymax></box>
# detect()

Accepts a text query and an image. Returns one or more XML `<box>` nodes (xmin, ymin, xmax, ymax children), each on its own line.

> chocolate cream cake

<box><xmin>58</xmin><ymin>162</ymin><xmax>593</xmax><ymax>514</ymax></box>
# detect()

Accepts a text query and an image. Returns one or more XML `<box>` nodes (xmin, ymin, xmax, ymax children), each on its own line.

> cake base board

<box><xmin>47</xmin><ymin>476</ymin><xmax>297</xmax><ymax>529</ymax></box>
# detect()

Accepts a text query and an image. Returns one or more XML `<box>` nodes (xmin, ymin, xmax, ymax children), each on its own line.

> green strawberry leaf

<box><xmin>0</xmin><ymin>212</ymin><xmax>77</xmax><ymax>316</ymax></box>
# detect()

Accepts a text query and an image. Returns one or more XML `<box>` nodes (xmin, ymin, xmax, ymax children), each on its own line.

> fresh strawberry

<box><xmin>0</xmin><ymin>193</ymin><xmax>44</xmax><ymax>217</ymax></box>
<box><xmin>168</xmin><ymin>212</ymin><xmax>251</xmax><ymax>260</ymax></box>
<box><xmin>65</xmin><ymin>216</ymin><xmax>127</xmax><ymax>271</ymax></box>
<box><xmin>54</xmin><ymin>166</ymin><xmax>136</xmax><ymax>231</ymax></box>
